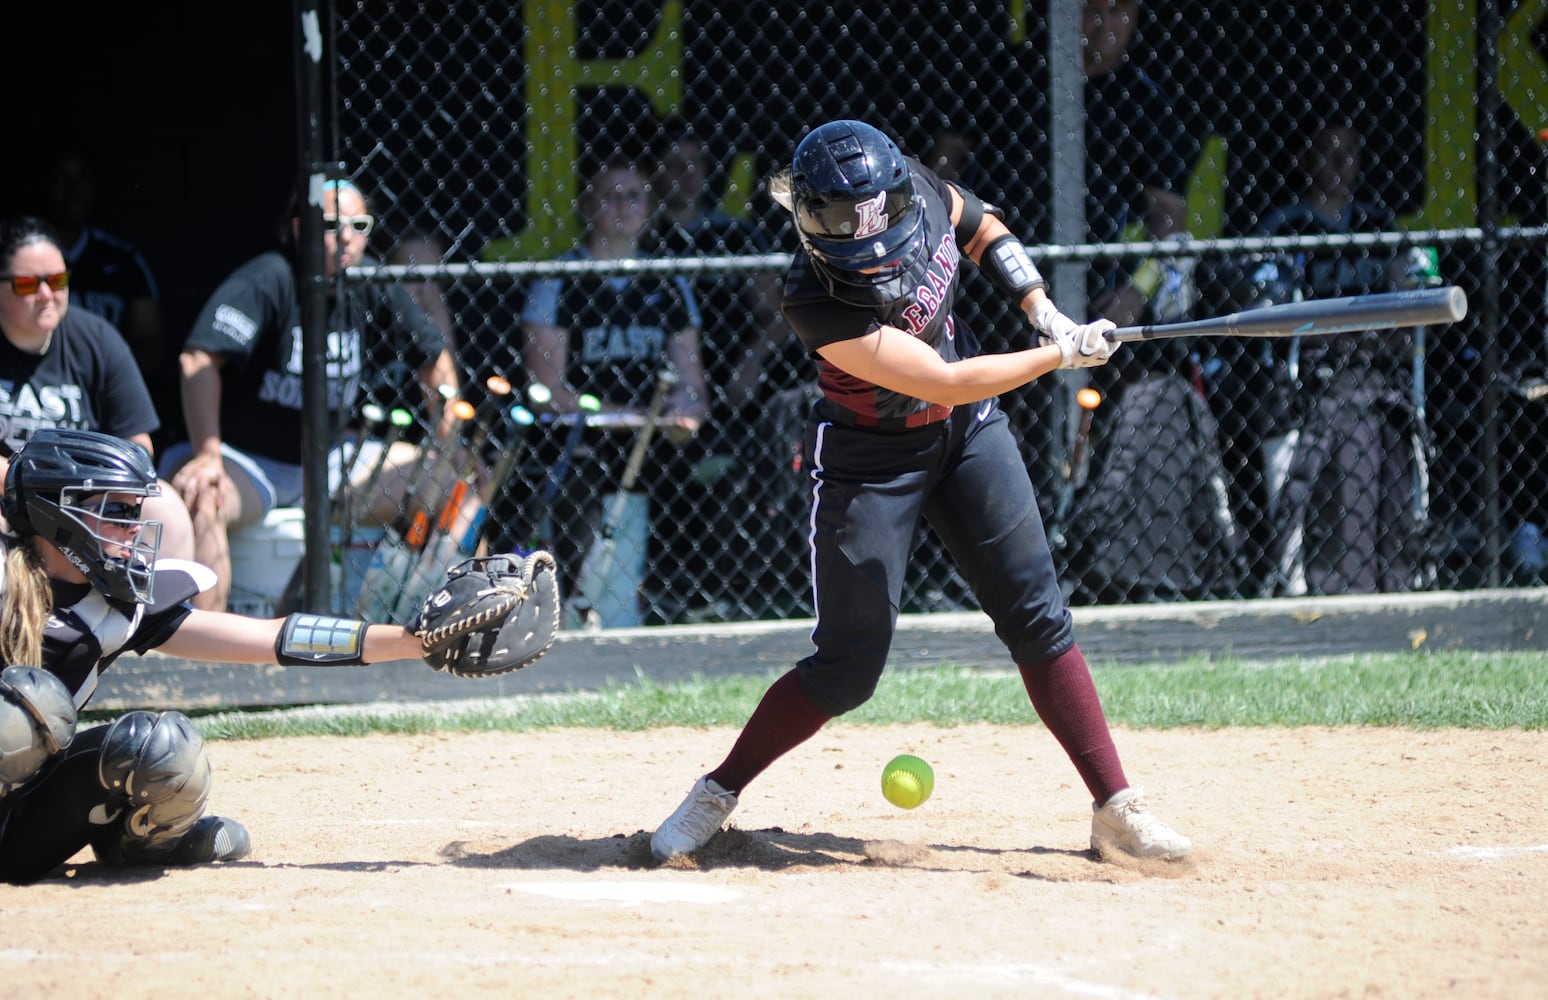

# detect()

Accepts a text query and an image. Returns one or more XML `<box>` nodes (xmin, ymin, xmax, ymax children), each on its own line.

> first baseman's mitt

<box><xmin>411</xmin><ymin>551</ymin><xmax>561</xmax><ymax>677</ymax></box>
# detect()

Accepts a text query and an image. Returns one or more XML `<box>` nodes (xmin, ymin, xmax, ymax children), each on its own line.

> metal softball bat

<box><xmin>1106</xmin><ymin>286</ymin><xmax>1468</xmax><ymax>343</ymax></box>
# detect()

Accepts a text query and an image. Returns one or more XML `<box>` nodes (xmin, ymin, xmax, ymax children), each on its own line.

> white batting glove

<box><xmin>1059</xmin><ymin>320</ymin><xmax>1120</xmax><ymax>369</ymax></box>
<box><xmin>1031</xmin><ymin>301</ymin><xmax>1120</xmax><ymax>369</ymax></box>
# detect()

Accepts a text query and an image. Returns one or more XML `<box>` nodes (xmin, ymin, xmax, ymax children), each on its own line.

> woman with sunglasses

<box><xmin>0</xmin><ymin>428</ymin><xmax>431</xmax><ymax>884</ymax></box>
<box><xmin>0</xmin><ymin>216</ymin><xmax>196</xmax><ymax>561</ymax></box>
<box><xmin>160</xmin><ymin>178</ymin><xmax>469</xmax><ymax>614</ymax></box>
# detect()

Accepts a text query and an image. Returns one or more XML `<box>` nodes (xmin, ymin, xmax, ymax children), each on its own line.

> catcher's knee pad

<box><xmin>97</xmin><ymin>710</ymin><xmax>211</xmax><ymax>845</ymax></box>
<box><xmin>0</xmin><ymin>665</ymin><xmax>77</xmax><ymax>795</ymax></box>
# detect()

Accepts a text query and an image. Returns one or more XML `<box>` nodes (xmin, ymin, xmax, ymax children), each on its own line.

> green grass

<box><xmin>171</xmin><ymin>650</ymin><xmax>1548</xmax><ymax>742</ymax></box>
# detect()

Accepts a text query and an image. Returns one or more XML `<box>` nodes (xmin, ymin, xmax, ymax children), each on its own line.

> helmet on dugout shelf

<box><xmin>2</xmin><ymin>428</ymin><xmax>163</xmax><ymax>604</ymax></box>
<box><xmin>1198</xmin><ymin>253</ymin><xmax>1304</xmax><ymax>316</ymax></box>
<box><xmin>786</xmin><ymin>120</ymin><xmax>930</xmax><ymax>304</ymax></box>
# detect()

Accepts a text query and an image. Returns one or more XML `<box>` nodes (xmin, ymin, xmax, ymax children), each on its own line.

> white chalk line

<box><xmin>1447</xmin><ymin>842</ymin><xmax>1548</xmax><ymax>860</ymax></box>
<box><xmin>359</xmin><ymin>817</ymin><xmax>503</xmax><ymax>828</ymax></box>
<box><xmin>0</xmin><ymin>946</ymin><xmax>1176</xmax><ymax>995</ymax></box>
<box><xmin>500</xmin><ymin>880</ymin><xmax>739</xmax><ymax>904</ymax></box>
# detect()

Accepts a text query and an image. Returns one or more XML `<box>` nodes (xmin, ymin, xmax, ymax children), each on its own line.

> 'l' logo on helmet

<box><xmin>853</xmin><ymin>191</ymin><xmax>888</xmax><ymax>239</ymax></box>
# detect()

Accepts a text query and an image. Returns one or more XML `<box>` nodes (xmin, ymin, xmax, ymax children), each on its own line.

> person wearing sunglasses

<box><xmin>0</xmin><ymin>427</ymin><xmax>438</xmax><ymax>884</ymax></box>
<box><xmin>160</xmin><ymin>177</ymin><xmax>471</xmax><ymax>614</ymax></box>
<box><xmin>0</xmin><ymin>216</ymin><xmax>196</xmax><ymax>561</ymax></box>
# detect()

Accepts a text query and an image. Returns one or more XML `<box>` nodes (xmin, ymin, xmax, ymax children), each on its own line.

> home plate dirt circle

<box><xmin>3</xmin><ymin>724</ymin><xmax>1543</xmax><ymax>998</ymax></box>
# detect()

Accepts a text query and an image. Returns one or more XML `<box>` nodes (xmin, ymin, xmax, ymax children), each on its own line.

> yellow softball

<box><xmin>881</xmin><ymin>754</ymin><xmax>935</xmax><ymax>809</ymax></box>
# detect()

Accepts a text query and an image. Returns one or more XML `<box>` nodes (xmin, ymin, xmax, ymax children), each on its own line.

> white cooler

<box><xmin>227</xmin><ymin>509</ymin><xmax>385</xmax><ymax>617</ymax></box>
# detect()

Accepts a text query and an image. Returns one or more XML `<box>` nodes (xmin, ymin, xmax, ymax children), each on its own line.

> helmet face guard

<box><xmin>790</xmin><ymin>120</ymin><xmax>933</xmax><ymax>305</ymax></box>
<box><xmin>3</xmin><ymin>429</ymin><xmax>163</xmax><ymax>604</ymax></box>
<box><xmin>53</xmin><ymin>488</ymin><xmax>162</xmax><ymax>604</ymax></box>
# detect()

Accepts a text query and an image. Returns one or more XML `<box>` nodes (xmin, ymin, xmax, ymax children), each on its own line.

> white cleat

<box><xmin>651</xmin><ymin>775</ymin><xmax>739</xmax><ymax>862</ymax></box>
<box><xmin>1091</xmin><ymin>786</ymin><xmax>1192</xmax><ymax>860</ymax></box>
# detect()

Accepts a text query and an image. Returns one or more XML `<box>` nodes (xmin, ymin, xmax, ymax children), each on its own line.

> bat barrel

<box><xmin>1108</xmin><ymin>285</ymin><xmax>1468</xmax><ymax>343</ymax></box>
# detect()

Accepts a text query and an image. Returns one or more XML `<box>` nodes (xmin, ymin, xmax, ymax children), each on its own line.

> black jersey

<box><xmin>25</xmin><ymin>554</ymin><xmax>204</xmax><ymax>710</ymax></box>
<box><xmin>0</xmin><ymin>309</ymin><xmax>160</xmax><ymax>455</ymax></box>
<box><xmin>57</xmin><ymin>226</ymin><xmax>160</xmax><ymax>332</ymax></box>
<box><xmin>1256</xmin><ymin>197</ymin><xmax>1403</xmax><ymax>382</ymax></box>
<box><xmin>1085</xmin><ymin>63</ymin><xmax>1200</xmax><ymax>246</ymax></box>
<box><xmin>521</xmin><ymin>247</ymin><xmax>700</xmax><ymax>406</ymax></box>
<box><xmin>641</xmin><ymin>208</ymin><xmax>788</xmax><ymax>400</ymax></box>
<box><xmin>183</xmin><ymin>251</ymin><xmax>445</xmax><ymax>465</ymax></box>
<box><xmin>781</xmin><ymin>160</ymin><xmax>966</xmax><ymax>424</ymax></box>
<box><xmin>1256</xmin><ymin>198</ymin><xmax>1396</xmax><ymax>299</ymax></box>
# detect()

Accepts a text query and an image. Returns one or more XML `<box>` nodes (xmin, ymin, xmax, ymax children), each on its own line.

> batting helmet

<box><xmin>789</xmin><ymin>120</ymin><xmax>930</xmax><ymax>304</ymax></box>
<box><xmin>2</xmin><ymin>428</ymin><xmax>163</xmax><ymax>604</ymax></box>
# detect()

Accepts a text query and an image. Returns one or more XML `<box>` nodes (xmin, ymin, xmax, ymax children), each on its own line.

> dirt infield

<box><xmin>3</xmin><ymin>723</ymin><xmax>1545</xmax><ymax>999</ymax></box>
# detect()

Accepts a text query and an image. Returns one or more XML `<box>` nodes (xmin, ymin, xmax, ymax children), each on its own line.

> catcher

<box><xmin>0</xmin><ymin>428</ymin><xmax>558</xmax><ymax>884</ymax></box>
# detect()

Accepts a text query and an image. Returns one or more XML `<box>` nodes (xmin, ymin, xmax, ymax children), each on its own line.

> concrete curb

<box><xmin>91</xmin><ymin>587</ymin><xmax>1548</xmax><ymax>711</ymax></box>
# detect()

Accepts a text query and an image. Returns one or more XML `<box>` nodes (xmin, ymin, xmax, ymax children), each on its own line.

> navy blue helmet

<box><xmin>788</xmin><ymin>120</ymin><xmax>930</xmax><ymax>304</ymax></box>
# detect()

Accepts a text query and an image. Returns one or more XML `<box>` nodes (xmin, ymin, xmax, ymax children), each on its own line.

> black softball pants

<box><xmin>795</xmin><ymin>398</ymin><xmax>1075</xmax><ymax>716</ymax></box>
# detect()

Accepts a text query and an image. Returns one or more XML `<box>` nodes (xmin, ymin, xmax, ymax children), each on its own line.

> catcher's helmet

<box><xmin>789</xmin><ymin>120</ymin><xmax>930</xmax><ymax>304</ymax></box>
<box><xmin>2</xmin><ymin>428</ymin><xmax>163</xmax><ymax>603</ymax></box>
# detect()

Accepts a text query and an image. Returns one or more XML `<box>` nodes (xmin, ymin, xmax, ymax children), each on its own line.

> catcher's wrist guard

<box><xmin>412</xmin><ymin>550</ymin><xmax>561</xmax><ymax>677</ymax></box>
<box><xmin>276</xmin><ymin>614</ymin><xmax>368</xmax><ymax>667</ymax></box>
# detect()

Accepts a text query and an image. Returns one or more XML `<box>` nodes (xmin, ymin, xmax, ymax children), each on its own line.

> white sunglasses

<box><xmin>323</xmin><ymin>214</ymin><xmax>375</xmax><ymax>237</ymax></box>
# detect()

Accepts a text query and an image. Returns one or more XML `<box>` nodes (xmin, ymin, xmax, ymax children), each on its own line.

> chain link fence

<box><xmin>299</xmin><ymin>0</ymin><xmax>1548</xmax><ymax>626</ymax></box>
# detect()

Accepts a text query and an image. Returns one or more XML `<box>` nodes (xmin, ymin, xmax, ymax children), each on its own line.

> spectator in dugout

<box><xmin>1079</xmin><ymin>0</ymin><xmax>1201</xmax><ymax>329</ymax></box>
<box><xmin>160</xmin><ymin>178</ymin><xmax>470</xmax><ymax>614</ymax></box>
<box><xmin>0</xmin><ymin>216</ymin><xmax>195</xmax><ymax>559</ymax></box>
<box><xmin>518</xmin><ymin>157</ymin><xmax>709</xmax><ymax>624</ymax></box>
<box><xmin>1252</xmin><ymin>120</ymin><xmax>1433</xmax><ymax>595</ymax></box>
<box><xmin>640</xmin><ymin>118</ymin><xmax>801</xmax><ymax>618</ymax></box>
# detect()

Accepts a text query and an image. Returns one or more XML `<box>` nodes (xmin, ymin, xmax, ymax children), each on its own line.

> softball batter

<box><xmin>652</xmin><ymin>119</ymin><xmax>1191</xmax><ymax>862</ymax></box>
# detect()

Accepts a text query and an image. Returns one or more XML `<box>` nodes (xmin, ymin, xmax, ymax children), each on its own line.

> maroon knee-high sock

<box><xmin>1018</xmin><ymin>645</ymin><xmax>1127</xmax><ymax>803</ymax></box>
<box><xmin>707</xmin><ymin>669</ymin><xmax>832</xmax><ymax>795</ymax></box>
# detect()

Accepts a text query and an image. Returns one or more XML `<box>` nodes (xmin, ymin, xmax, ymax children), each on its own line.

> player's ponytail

<box><xmin>0</xmin><ymin>538</ymin><xmax>51</xmax><ymax>670</ymax></box>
